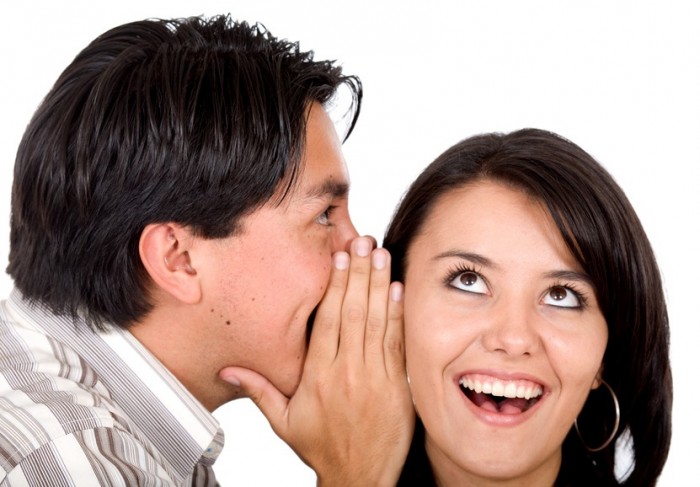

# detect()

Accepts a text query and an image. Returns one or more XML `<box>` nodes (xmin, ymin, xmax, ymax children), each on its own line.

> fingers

<box><xmin>337</xmin><ymin>237</ymin><xmax>373</xmax><ymax>357</ymax></box>
<box><xmin>260</xmin><ymin>235</ymin><xmax>411</xmax><ymax>485</ymax></box>
<box><xmin>363</xmin><ymin>247</ymin><xmax>392</xmax><ymax>366</ymax></box>
<box><xmin>384</xmin><ymin>282</ymin><xmax>405</xmax><ymax>378</ymax></box>
<box><xmin>307</xmin><ymin>236</ymin><xmax>404</xmax><ymax>373</ymax></box>
<box><xmin>307</xmin><ymin>252</ymin><xmax>350</xmax><ymax>363</ymax></box>
<box><xmin>361</xmin><ymin>234</ymin><xmax>378</xmax><ymax>252</ymax></box>
<box><xmin>219</xmin><ymin>367</ymin><xmax>290</xmax><ymax>436</ymax></box>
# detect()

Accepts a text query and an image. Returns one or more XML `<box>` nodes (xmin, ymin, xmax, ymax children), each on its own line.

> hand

<box><xmin>219</xmin><ymin>236</ymin><xmax>414</xmax><ymax>486</ymax></box>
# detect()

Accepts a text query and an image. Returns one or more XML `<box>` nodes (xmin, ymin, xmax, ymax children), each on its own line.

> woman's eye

<box><xmin>543</xmin><ymin>285</ymin><xmax>582</xmax><ymax>308</ymax></box>
<box><xmin>449</xmin><ymin>271</ymin><xmax>488</xmax><ymax>294</ymax></box>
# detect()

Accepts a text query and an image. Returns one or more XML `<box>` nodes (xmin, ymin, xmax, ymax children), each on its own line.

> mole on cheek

<box><xmin>211</xmin><ymin>308</ymin><xmax>231</xmax><ymax>326</ymax></box>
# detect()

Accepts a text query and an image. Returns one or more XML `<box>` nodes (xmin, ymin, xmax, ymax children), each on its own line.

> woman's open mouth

<box><xmin>459</xmin><ymin>374</ymin><xmax>544</xmax><ymax>415</ymax></box>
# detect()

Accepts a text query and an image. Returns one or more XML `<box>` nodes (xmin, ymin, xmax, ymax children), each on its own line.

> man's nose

<box><xmin>334</xmin><ymin>218</ymin><xmax>360</xmax><ymax>253</ymax></box>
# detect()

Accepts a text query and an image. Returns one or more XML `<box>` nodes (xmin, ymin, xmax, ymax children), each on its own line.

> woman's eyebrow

<box><xmin>544</xmin><ymin>269</ymin><xmax>594</xmax><ymax>287</ymax></box>
<box><xmin>433</xmin><ymin>250</ymin><xmax>498</xmax><ymax>269</ymax></box>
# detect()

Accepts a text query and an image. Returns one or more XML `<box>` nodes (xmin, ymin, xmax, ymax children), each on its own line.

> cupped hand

<box><xmin>219</xmin><ymin>236</ymin><xmax>414</xmax><ymax>487</ymax></box>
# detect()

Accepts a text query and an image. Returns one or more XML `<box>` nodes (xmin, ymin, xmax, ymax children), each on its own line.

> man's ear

<box><xmin>139</xmin><ymin>223</ymin><xmax>201</xmax><ymax>304</ymax></box>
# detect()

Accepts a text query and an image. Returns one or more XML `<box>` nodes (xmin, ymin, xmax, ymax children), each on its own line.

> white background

<box><xmin>1</xmin><ymin>1</ymin><xmax>697</xmax><ymax>485</ymax></box>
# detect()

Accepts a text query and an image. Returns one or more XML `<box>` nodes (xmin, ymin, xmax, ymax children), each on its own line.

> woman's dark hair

<box><xmin>385</xmin><ymin>129</ymin><xmax>671</xmax><ymax>486</ymax></box>
<box><xmin>8</xmin><ymin>15</ymin><xmax>361</xmax><ymax>329</ymax></box>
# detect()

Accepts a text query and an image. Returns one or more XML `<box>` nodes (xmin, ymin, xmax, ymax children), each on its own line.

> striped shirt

<box><xmin>0</xmin><ymin>289</ymin><xmax>224</xmax><ymax>486</ymax></box>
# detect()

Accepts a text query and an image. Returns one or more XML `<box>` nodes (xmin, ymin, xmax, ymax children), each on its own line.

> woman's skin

<box><xmin>403</xmin><ymin>180</ymin><xmax>608</xmax><ymax>486</ymax></box>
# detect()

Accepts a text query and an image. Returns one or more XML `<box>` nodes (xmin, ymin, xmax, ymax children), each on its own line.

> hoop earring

<box><xmin>574</xmin><ymin>379</ymin><xmax>620</xmax><ymax>452</ymax></box>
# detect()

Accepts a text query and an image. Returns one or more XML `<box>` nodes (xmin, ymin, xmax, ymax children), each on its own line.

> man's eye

<box><xmin>542</xmin><ymin>285</ymin><xmax>582</xmax><ymax>308</ymax></box>
<box><xmin>316</xmin><ymin>206</ymin><xmax>336</xmax><ymax>226</ymax></box>
<box><xmin>448</xmin><ymin>271</ymin><xmax>489</xmax><ymax>294</ymax></box>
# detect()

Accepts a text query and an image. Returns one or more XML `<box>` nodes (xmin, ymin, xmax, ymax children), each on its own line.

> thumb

<box><xmin>219</xmin><ymin>366</ymin><xmax>290</xmax><ymax>435</ymax></box>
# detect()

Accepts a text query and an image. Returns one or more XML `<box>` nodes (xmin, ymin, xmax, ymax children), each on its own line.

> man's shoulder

<box><xmin>0</xmin><ymin>294</ymin><xmax>219</xmax><ymax>486</ymax></box>
<box><xmin>0</xmin><ymin>306</ymin><xmax>143</xmax><ymax>475</ymax></box>
<box><xmin>0</xmin><ymin>358</ymin><xmax>124</xmax><ymax>439</ymax></box>
<box><xmin>0</xmin><ymin>343</ymin><xmax>171</xmax><ymax>485</ymax></box>
<box><xmin>0</xmin><ymin>425</ymin><xmax>175</xmax><ymax>486</ymax></box>
<box><xmin>1</xmin><ymin>301</ymin><xmax>117</xmax><ymax>416</ymax></box>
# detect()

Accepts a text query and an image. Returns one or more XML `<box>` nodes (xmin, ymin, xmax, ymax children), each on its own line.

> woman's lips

<box><xmin>458</xmin><ymin>373</ymin><xmax>544</xmax><ymax>415</ymax></box>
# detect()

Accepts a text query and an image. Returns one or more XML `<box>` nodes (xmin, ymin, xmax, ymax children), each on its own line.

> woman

<box><xmin>384</xmin><ymin>129</ymin><xmax>671</xmax><ymax>486</ymax></box>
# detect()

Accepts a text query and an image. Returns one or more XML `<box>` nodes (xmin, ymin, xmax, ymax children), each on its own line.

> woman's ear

<box><xmin>139</xmin><ymin>223</ymin><xmax>201</xmax><ymax>304</ymax></box>
<box><xmin>591</xmin><ymin>365</ymin><xmax>605</xmax><ymax>390</ymax></box>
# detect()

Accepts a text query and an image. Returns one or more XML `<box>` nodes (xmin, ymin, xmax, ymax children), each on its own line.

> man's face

<box><xmin>193</xmin><ymin>102</ymin><xmax>358</xmax><ymax>397</ymax></box>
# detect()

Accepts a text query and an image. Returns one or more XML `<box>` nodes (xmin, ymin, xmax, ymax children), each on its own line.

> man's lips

<box><xmin>458</xmin><ymin>373</ymin><xmax>544</xmax><ymax>415</ymax></box>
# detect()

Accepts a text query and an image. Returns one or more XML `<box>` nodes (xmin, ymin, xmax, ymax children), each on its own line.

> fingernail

<box><xmin>221</xmin><ymin>374</ymin><xmax>241</xmax><ymax>387</ymax></box>
<box><xmin>372</xmin><ymin>250</ymin><xmax>387</xmax><ymax>270</ymax></box>
<box><xmin>334</xmin><ymin>252</ymin><xmax>350</xmax><ymax>270</ymax></box>
<box><xmin>355</xmin><ymin>237</ymin><xmax>371</xmax><ymax>257</ymax></box>
<box><xmin>390</xmin><ymin>282</ymin><xmax>403</xmax><ymax>302</ymax></box>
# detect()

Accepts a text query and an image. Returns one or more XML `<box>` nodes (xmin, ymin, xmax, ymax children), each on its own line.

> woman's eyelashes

<box><xmin>445</xmin><ymin>265</ymin><xmax>589</xmax><ymax>310</ymax></box>
<box><xmin>445</xmin><ymin>265</ymin><xmax>489</xmax><ymax>295</ymax></box>
<box><xmin>542</xmin><ymin>283</ymin><xmax>587</xmax><ymax>310</ymax></box>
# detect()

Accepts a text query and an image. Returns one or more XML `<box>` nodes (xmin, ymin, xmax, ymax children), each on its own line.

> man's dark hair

<box><xmin>8</xmin><ymin>15</ymin><xmax>361</xmax><ymax>329</ymax></box>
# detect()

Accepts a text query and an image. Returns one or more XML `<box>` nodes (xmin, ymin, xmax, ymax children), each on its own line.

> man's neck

<box><xmin>129</xmin><ymin>298</ymin><xmax>235</xmax><ymax>412</ymax></box>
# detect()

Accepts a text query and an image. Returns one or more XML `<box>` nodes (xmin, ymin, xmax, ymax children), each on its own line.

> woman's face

<box><xmin>403</xmin><ymin>180</ymin><xmax>608</xmax><ymax>485</ymax></box>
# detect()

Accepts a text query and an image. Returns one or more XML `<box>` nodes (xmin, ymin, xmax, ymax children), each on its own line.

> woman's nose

<box><xmin>480</xmin><ymin>300</ymin><xmax>541</xmax><ymax>357</ymax></box>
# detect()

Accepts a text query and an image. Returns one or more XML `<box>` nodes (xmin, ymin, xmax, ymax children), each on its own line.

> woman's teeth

<box><xmin>459</xmin><ymin>376</ymin><xmax>543</xmax><ymax>401</ymax></box>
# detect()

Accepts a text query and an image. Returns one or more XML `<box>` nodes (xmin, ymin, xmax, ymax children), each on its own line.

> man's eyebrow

<box><xmin>433</xmin><ymin>250</ymin><xmax>497</xmax><ymax>269</ymax></box>
<box><xmin>304</xmin><ymin>180</ymin><xmax>350</xmax><ymax>200</ymax></box>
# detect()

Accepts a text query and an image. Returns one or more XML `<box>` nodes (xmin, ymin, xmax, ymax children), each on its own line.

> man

<box><xmin>0</xmin><ymin>15</ymin><xmax>412</xmax><ymax>486</ymax></box>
